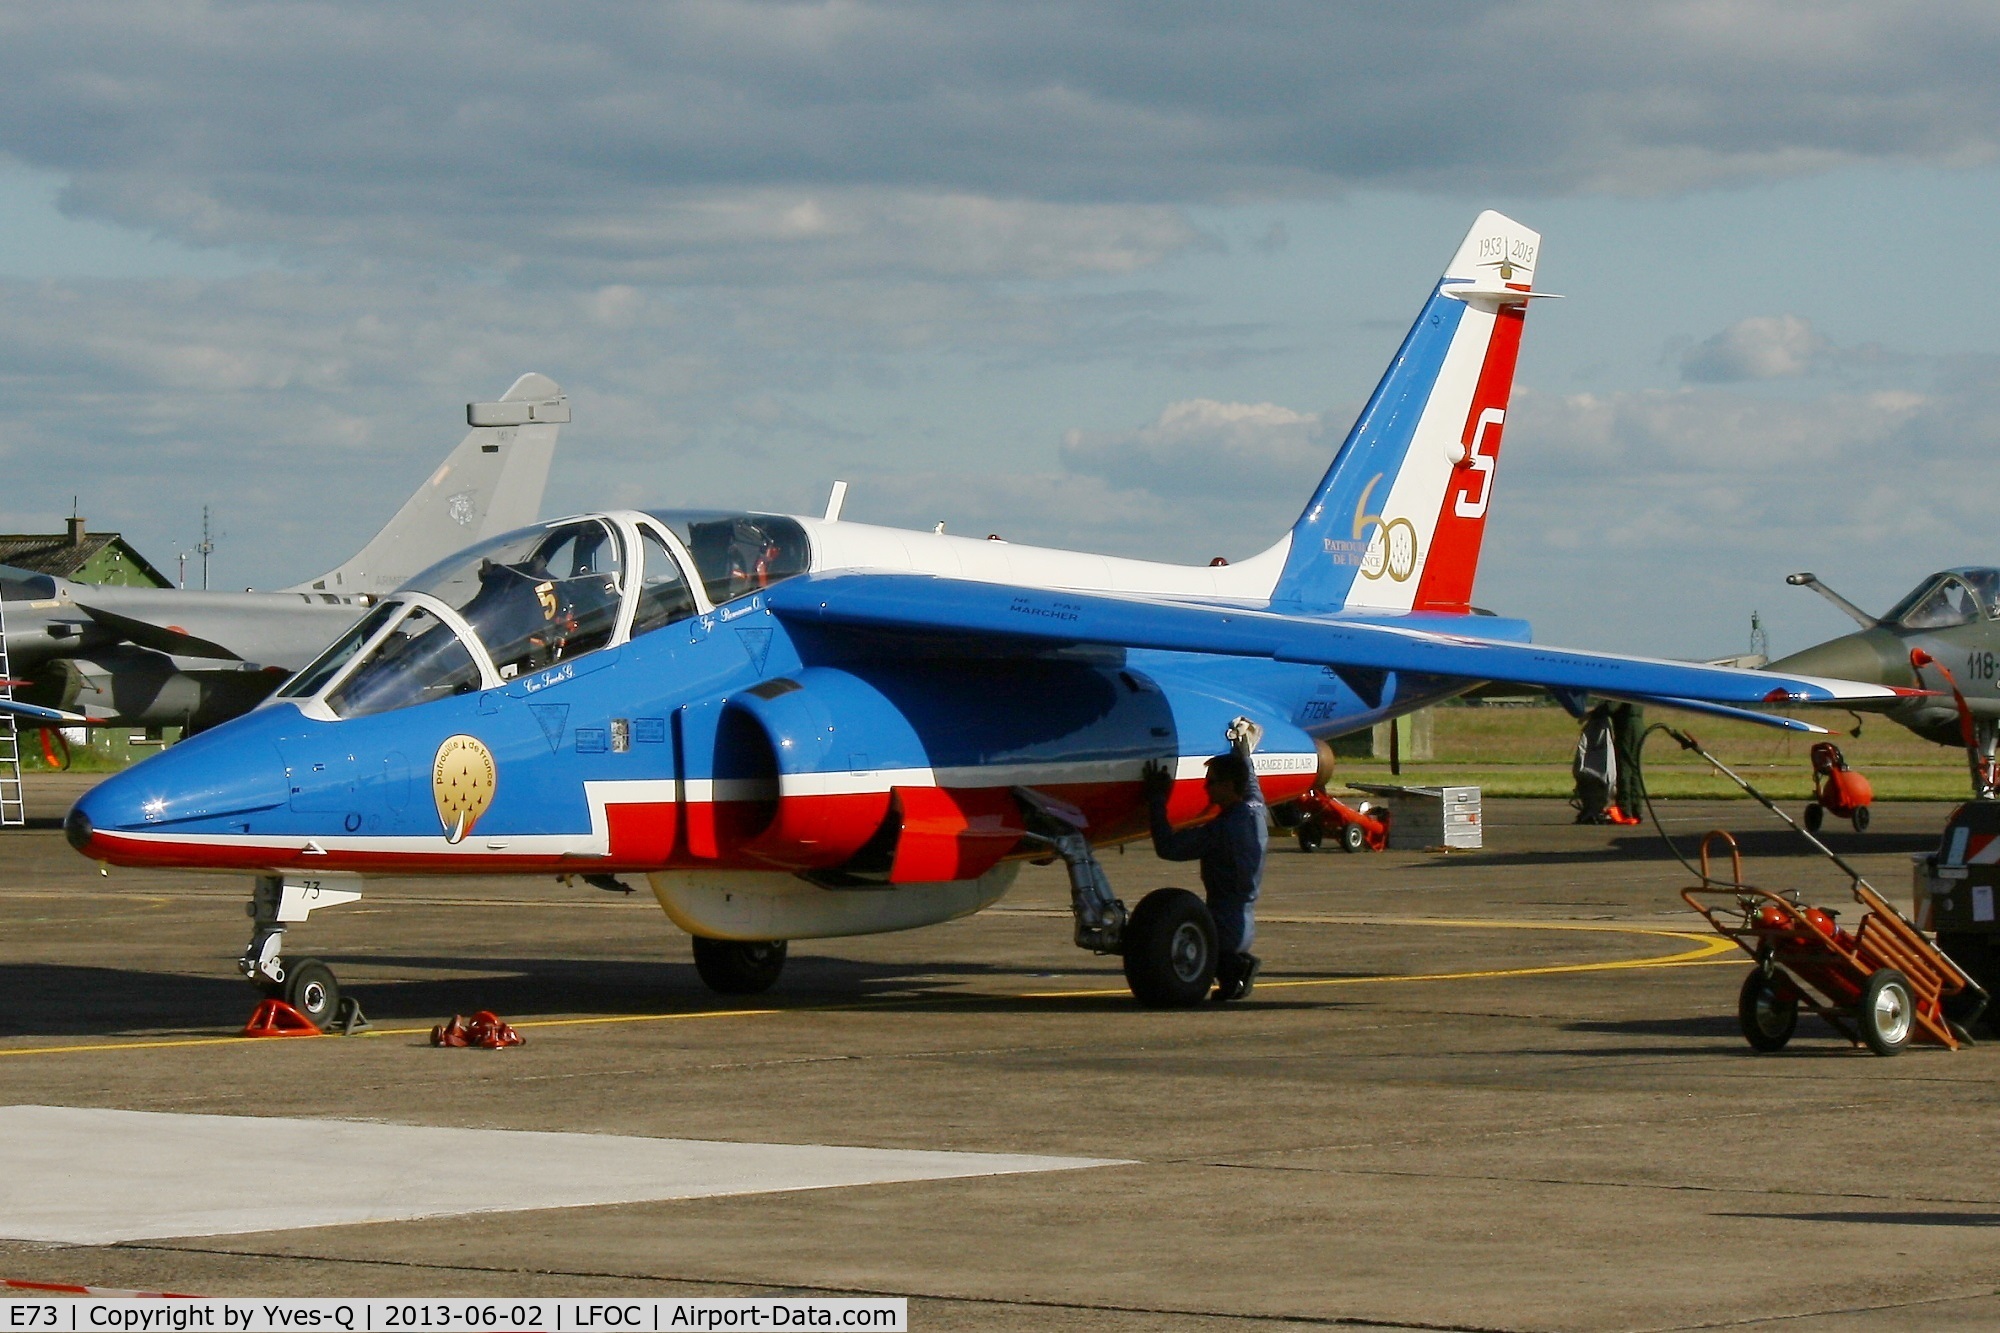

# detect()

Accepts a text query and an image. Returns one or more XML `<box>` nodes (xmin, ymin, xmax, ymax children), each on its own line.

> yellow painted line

<box><xmin>0</xmin><ymin>919</ymin><xmax>1746</xmax><ymax>1056</ymax></box>
<box><xmin>1017</xmin><ymin>924</ymin><xmax>1740</xmax><ymax>998</ymax></box>
<box><xmin>501</xmin><ymin>1009</ymin><xmax>780</xmax><ymax>1032</ymax></box>
<box><xmin>0</xmin><ymin>1007</ymin><xmax>777</xmax><ymax>1059</ymax></box>
<box><xmin>997</xmin><ymin>906</ymin><xmax>1724</xmax><ymax>936</ymax></box>
<box><xmin>1253</xmin><ymin>932</ymin><xmax>1738</xmax><ymax>993</ymax></box>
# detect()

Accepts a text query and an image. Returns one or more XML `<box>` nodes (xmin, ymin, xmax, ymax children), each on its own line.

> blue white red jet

<box><xmin>65</xmin><ymin>212</ymin><xmax>1918</xmax><ymax>1017</ymax></box>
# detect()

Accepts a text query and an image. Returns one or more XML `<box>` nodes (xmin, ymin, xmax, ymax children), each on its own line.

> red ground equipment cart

<box><xmin>1652</xmin><ymin>727</ymin><xmax>1987</xmax><ymax>1055</ymax></box>
<box><xmin>1683</xmin><ymin>832</ymin><xmax>1981</xmax><ymax>1055</ymax></box>
<box><xmin>1289</xmin><ymin>787</ymin><xmax>1389</xmax><ymax>853</ymax></box>
<box><xmin>1804</xmin><ymin>741</ymin><xmax>1872</xmax><ymax>833</ymax></box>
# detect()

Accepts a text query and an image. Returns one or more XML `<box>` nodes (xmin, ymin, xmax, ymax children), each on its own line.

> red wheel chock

<box><xmin>241</xmin><ymin>998</ymin><xmax>322</xmax><ymax>1037</ymax></box>
<box><xmin>431</xmin><ymin>1010</ymin><xmax>525</xmax><ymax>1049</ymax></box>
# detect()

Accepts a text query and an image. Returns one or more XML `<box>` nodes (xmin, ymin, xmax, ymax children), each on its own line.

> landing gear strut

<box><xmin>1016</xmin><ymin>788</ymin><xmax>1127</xmax><ymax>954</ymax></box>
<box><xmin>1015</xmin><ymin>787</ymin><xmax>1217</xmax><ymax>1008</ymax></box>
<box><xmin>240</xmin><ymin>873</ymin><xmax>362</xmax><ymax>1027</ymax></box>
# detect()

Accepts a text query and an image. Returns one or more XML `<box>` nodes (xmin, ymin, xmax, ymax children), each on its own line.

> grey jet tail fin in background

<box><xmin>287</xmin><ymin>372</ymin><xmax>567</xmax><ymax>597</ymax></box>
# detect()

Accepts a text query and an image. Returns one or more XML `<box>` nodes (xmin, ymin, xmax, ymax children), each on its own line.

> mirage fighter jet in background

<box><xmin>67</xmin><ymin>213</ymin><xmax>1917</xmax><ymax>1022</ymax></box>
<box><xmin>1772</xmin><ymin>569</ymin><xmax>2000</xmax><ymax>792</ymax></box>
<box><xmin>0</xmin><ymin>373</ymin><xmax>566</xmax><ymax>734</ymax></box>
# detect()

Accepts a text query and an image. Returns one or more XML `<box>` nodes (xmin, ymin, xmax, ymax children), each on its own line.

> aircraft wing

<box><xmin>72</xmin><ymin>602</ymin><xmax>241</xmax><ymax>660</ymax></box>
<box><xmin>0</xmin><ymin>697</ymin><xmax>100</xmax><ymax>726</ymax></box>
<box><xmin>764</xmin><ymin>573</ymin><xmax>1919</xmax><ymax>730</ymax></box>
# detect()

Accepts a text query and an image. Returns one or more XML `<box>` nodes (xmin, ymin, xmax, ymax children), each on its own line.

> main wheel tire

<box><xmin>692</xmin><ymin>937</ymin><xmax>788</xmax><ymax>995</ymax></box>
<box><xmin>282</xmin><ymin>958</ymin><xmax>340</xmax><ymax>1029</ymax></box>
<box><xmin>1121</xmin><ymin>888</ymin><xmax>1217</xmax><ymax>1008</ymax></box>
<box><xmin>1737</xmin><ymin>967</ymin><xmax>1798</xmax><ymax>1052</ymax></box>
<box><xmin>1295</xmin><ymin>821</ymin><xmax>1323</xmax><ymax>854</ymax></box>
<box><xmin>1339</xmin><ymin>821</ymin><xmax>1367</xmax><ymax>853</ymax></box>
<box><xmin>1803</xmin><ymin>803</ymin><xmax>1824</xmax><ymax>832</ymax></box>
<box><xmin>1852</xmin><ymin>805</ymin><xmax>1871</xmax><ymax>832</ymax></box>
<box><xmin>1858</xmin><ymin>968</ymin><xmax>1914</xmax><ymax>1056</ymax></box>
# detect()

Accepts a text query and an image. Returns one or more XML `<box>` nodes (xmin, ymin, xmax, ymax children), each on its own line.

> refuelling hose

<box><xmin>1631</xmin><ymin>723</ymin><xmax>1866</xmax><ymax>889</ymax></box>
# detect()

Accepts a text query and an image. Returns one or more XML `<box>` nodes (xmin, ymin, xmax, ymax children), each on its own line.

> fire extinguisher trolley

<box><xmin>1682</xmin><ymin>831</ymin><xmax>1982</xmax><ymax>1055</ymax></box>
<box><xmin>1650</xmin><ymin>726</ymin><xmax>1985</xmax><ymax>1054</ymax></box>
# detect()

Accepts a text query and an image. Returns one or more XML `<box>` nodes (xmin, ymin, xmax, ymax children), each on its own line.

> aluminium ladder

<box><xmin>0</xmin><ymin>593</ymin><xmax>25</xmax><ymax>826</ymax></box>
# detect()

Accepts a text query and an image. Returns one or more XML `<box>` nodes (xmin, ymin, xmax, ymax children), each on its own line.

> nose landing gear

<box><xmin>240</xmin><ymin>873</ymin><xmax>364</xmax><ymax>1030</ymax></box>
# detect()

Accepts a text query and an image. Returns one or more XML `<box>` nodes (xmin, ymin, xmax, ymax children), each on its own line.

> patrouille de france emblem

<box><xmin>432</xmin><ymin>734</ymin><xmax>497</xmax><ymax>844</ymax></box>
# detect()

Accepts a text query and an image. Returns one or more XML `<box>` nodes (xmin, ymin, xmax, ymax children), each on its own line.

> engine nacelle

<box><xmin>713</xmin><ymin>672</ymin><xmax>898</xmax><ymax>871</ymax></box>
<box><xmin>692</xmin><ymin>660</ymin><xmax>1320</xmax><ymax>884</ymax></box>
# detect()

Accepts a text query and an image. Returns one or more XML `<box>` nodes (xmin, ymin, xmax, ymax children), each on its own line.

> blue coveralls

<box><xmin>1147</xmin><ymin>760</ymin><xmax>1267</xmax><ymax>956</ymax></box>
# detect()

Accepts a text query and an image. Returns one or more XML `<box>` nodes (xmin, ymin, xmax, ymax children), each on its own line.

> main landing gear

<box><xmin>691</xmin><ymin>937</ymin><xmax>789</xmax><ymax>994</ymax></box>
<box><xmin>240</xmin><ymin>873</ymin><xmax>364</xmax><ymax>1029</ymax></box>
<box><xmin>1017</xmin><ymin>787</ymin><xmax>1217</xmax><ymax>1008</ymax></box>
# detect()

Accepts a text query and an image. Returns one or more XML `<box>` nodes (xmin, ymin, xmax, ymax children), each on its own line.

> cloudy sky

<box><xmin>5</xmin><ymin>1</ymin><xmax>2000</xmax><ymax>658</ymax></box>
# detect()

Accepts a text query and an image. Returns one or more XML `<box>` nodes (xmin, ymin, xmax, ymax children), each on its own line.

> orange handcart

<box><xmin>1682</xmin><ymin>830</ymin><xmax>1982</xmax><ymax>1054</ymax></box>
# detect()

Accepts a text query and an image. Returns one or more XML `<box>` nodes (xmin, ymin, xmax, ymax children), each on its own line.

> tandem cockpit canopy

<box><xmin>1883</xmin><ymin>567</ymin><xmax>2000</xmax><ymax>630</ymax></box>
<box><xmin>272</xmin><ymin>510</ymin><xmax>812</xmax><ymax>719</ymax></box>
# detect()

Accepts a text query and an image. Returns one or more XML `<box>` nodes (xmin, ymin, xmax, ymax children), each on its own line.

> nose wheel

<box><xmin>279</xmin><ymin>959</ymin><xmax>342</xmax><ymax>1027</ymax></box>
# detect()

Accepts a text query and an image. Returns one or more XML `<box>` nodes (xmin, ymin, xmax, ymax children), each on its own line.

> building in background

<box><xmin>0</xmin><ymin>517</ymin><xmax>173</xmax><ymax>589</ymax></box>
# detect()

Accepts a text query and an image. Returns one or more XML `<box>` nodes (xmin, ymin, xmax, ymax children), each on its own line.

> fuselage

<box><xmin>67</xmin><ymin>508</ymin><xmax>1526</xmax><ymax>882</ymax></box>
<box><xmin>2</xmin><ymin>568</ymin><xmax>370</xmax><ymax>730</ymax></box>
<box><xmin>1771</xmin><ymin>566</ymin><xmax>2000</xmax><ymax>746</ymax></box>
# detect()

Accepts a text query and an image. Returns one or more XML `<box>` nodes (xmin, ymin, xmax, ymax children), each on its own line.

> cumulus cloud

<box><xmin>0</xmin><ymin>4</ymin><xmax>1997</xmax><ymax>281</ymax></box>
<box><xmin>1680</xmin><ymin>313</ymin><xmax>1828</xmax><ymax>382</ymax></box>
<box><xmin>851</xmin><ymin>339</ymin><xmax>2000</xmax><ymax>624</ymax></box>
<box><xmin>1477</xmin><ymin>352</ymin><xmax>2000</xmax><ymax>652</ymax></box>
<box><xmin>1058</xmin><ymin>398</ymin><xmax>1329</xmax><ymax>499</ymax></box>
<box><xmin>0</xmin><ymin>264</ymin><xmax>1270</xmax><ymax>584</ymax></box>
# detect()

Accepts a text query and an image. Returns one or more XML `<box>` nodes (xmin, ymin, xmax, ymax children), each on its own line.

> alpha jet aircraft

<box><xmin>1772</xmin><ymin>569</ymin><xmax>2000</xmax><ymax>793</ymax></box>
<box><xmin>0</xmin><ymin>374</ymin><xmax>566</xmax><ymax>735</ymax></box>
<box><xmin>65</xmin><ymin>213</ymin><xmax>1914</xmax><ymax>1020</ymax></box>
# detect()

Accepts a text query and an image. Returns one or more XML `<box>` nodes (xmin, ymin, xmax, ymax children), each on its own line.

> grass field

<box><xmin>1337</xmin><ymin>702</ymin><xmax>1972</xmax><ymax>802</ymax></box>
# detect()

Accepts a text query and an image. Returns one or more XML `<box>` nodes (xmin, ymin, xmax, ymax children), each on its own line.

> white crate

<box><xmin>1370</xmin><ymin>784</ymin><xmax>1482</xmax><ymax>850</ymax></box>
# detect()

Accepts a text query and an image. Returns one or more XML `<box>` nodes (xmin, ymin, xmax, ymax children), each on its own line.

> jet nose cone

<box><xmin>1769</xmin><ymin>631</ymin><xmax>1914</xmax><ymax>689</ymax></box>
<box><xmin>63</xmin><ymin>805</ymin><xmax>93</xmax><ymax>854</ymax></box>
<box><xmin>65</xmin><ymin>715</ymin><xmax>294</xmax><ymax>866</ymax></box>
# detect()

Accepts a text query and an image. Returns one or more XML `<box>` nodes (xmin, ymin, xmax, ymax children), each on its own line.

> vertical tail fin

<box><xmin>1270</xmin><ymin>211</ymin><xmax>1545</xmax><ymax>612</ymax></box>
<box><xmin>289</xmin><ymin>373</ymin><xmax>566</xmax><ymax>596</ymax></box>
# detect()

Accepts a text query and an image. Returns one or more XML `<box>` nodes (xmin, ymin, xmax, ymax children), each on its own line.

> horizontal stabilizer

<box><xmin>1441</xmin><ymin>283</ymin><xmax>1563</xmax><ymax>306</ymax></box>
<box><xmin>468</xmin><ymin>395</ymin><xmax>570</xmax><ymax>427</ymax></box>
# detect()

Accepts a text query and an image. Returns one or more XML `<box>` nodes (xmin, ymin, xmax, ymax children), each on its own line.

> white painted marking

<box><xmin>0</xmin><ymin>1106</ymin><xmax>1129</xmax><ymax>1244</ymax></box>
<box><xmin>108</xmin><ymin>754</ymin><xmax>1321</xmax><ymax>861</ymax></box>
